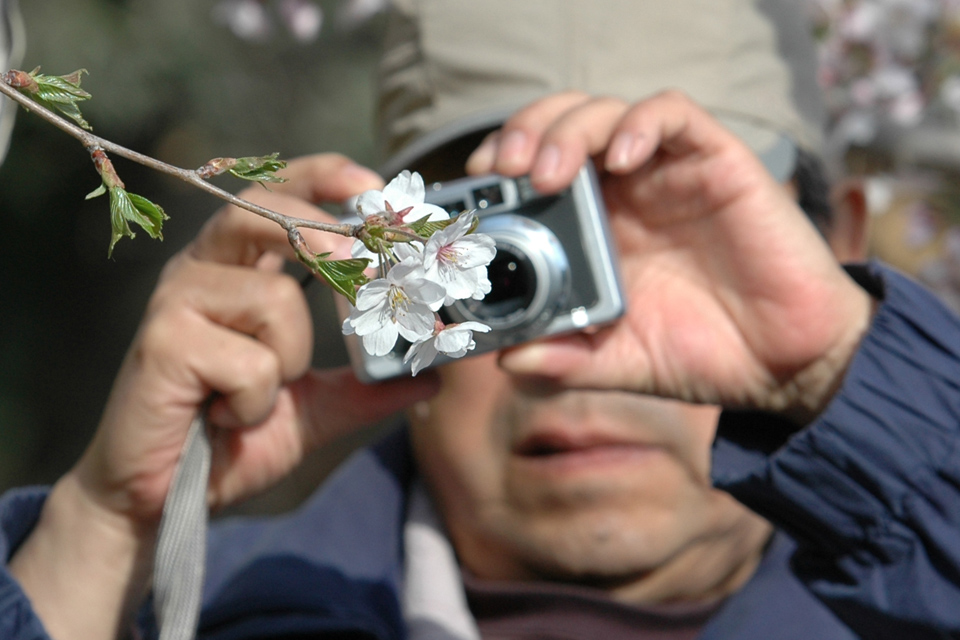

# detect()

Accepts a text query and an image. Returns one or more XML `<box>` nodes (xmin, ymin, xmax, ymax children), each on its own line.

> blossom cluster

<box><xmin>805</xmin><ymin>0</ymin><xmax>960</xmax><ymax>151</ymax></box>
<box><xmin>341</xmin><ymin>171</ymin><xmax>496</xmax><ymax>375</ymax></box>
<box><xmin>210</xmin><ymin>0</ymin><xmax>387</xmax><ymax>43</ymax></box>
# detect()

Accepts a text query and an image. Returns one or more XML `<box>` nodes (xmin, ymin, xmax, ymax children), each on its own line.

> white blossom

<box><xmin>341</xmin><ymin>171</ymin><xmax>500</xmax><ymax>369</ymax></box>
<box><xmin>277</xmin><ymin>0</ymin><xmax>323</xmax><ymax>42</ymax></box>
<box><xmin>351</xmin><ymin>170</ymin><xmax>450</xmax><ymax>267</ymax></box>
<box><xmin>422</xmin><ymin>212</ymin><xmax>496</xmax><ymax>305</ymax></box>
<box><xmin>404</xmin><ymin>322</ymin><xmax>492</xmax><ymax>376</ymax></box>
<box><xmin>342</xmin><ymin>259</ymin><xmax>445</xmax><ymax>356</ymax></box>
<box><xmin>354</xmin><ymin>170</ymin><xmax>449</xmax><ymax>223</ymax></box>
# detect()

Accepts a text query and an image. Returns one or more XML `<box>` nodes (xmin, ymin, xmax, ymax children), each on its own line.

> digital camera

<box><xmin>338</xmin><ymin>163</ymin><xmax>626</xmax><ymax>382</ymax></box>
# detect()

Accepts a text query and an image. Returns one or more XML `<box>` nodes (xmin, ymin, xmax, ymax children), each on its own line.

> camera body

<box><xmin>339</xmin><ymin>164</ymin><xmax>625</xmax><ymax>382</ymax></box>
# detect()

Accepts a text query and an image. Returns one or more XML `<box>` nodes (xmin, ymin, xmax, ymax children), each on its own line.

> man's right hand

<box><xmin>8</xmin><ymin>154</ymin><xmax>440</xmax><ymax>640</ymax></box>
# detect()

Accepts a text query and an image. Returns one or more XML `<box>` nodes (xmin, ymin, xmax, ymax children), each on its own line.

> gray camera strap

<box><xmin>153</xmin><ymin>409</ymin><xmax>212</xmax><ymax>640</ymax></box>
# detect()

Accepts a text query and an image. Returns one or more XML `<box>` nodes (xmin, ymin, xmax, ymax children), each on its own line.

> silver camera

<box><xmin>339</xmin><ymin>164</ymin><xmax>625</xmax><ymax>382</ymax></box>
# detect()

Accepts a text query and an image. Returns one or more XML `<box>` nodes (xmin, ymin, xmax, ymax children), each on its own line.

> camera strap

<box><xmin>153</xmin><ymin>407</ymin><xmax>212</xmax><ymax>640</ymax></box>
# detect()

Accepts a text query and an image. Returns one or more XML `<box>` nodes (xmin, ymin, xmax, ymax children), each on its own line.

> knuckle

<box><xmin>257</xmin><ymin>273</ymin><xmax>308</xmax><ymax>329</ymax></box>
<box><xmin>655</xmin><ymin>89</ymin><xmax>692</xmax><ymax>106</ymax></box>
<box><xmin>135</xmin><ymin>304</ymin><xmax>196</xmax><ymax>366</ymax></box>
<box><xmin>234</xmin><ymin>347</ymin><xmax>283</xmax><ymax>399</ymax></box>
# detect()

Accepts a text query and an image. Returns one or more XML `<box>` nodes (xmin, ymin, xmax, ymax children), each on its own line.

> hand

<box><xmin>468</xmin><ymin>91</ymin><xmax>874</xmax><ymax>420</ymax></box>
<box><xmin>10</xmin><ymin>153</ymin><xmax>440</xmax><ymax>640</ymax></box>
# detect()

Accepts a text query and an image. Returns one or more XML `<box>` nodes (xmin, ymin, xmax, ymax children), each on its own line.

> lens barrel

<box><xmin>448</xmin><ymin>214</ymin><xmax>569</xmax><ymax>334</ymax></box>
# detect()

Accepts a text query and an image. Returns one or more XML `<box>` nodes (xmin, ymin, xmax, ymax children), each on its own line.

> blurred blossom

<box><xmin>805</xmin><ymin>0</ymin><xmax>960</xmax><ymax>150</ymax></box>
<box><xmin>278</xmin><ymin>0</ymin><xmax>323</xmax><ymax>42</ymax></box>
<box><xmin>889</xmin><ymin>90</ymin><xmax>924</xmax><ymax>125</ymax></box>
<box><xmin>212</xmin><ymin>0</ymin><xmax>274</xmax><ymax>42</ymax></box>
<box><xmin>212</xmin><ymin>0</ymin><xmax>323</xmax><ymax>43</ymax></box>
<box><xmin>850</xmin><ymin>77</ymin><xmax>876</xmax><ymax>106</ymax></box>
<box><xmin>904</xmin><ymin>201</ymin><xmax>940</xmax><ymax>247</ymax></box>
<box><xmin>939</xmin><ymin>75</ymin><xmax>960</xmax><ymax>111</ymax></box>
<box><xmin>839</xmin><ymin>2</ymin><xmax>883</xmax><ymax>41</ymax></box>
<box><xmin>873</xmin><ymin>65</ymin><xmax>916</xmax><ymax>100</ymax></box>
<box><xmin>835</xmin><ymin>110</ymin><xmax>878</xmax><ymax>146</ymax></box>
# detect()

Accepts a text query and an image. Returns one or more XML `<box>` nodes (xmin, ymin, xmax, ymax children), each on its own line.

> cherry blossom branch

<box><xmin>2</xmin><ymin>67</ymin><xmax>499</xmax><ymax>373</ymax></box>
<box><xmin>0</xmin><ymin>73</ymin><xmax>359</xmax><ymax>239</ymax></box>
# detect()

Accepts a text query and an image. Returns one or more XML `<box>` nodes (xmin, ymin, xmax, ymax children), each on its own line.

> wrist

<box><xmin>782</xmin><ymin>270</ymin><xmax>879</xmax><ymax>425</ymax></box>
<box><xmin>9</xmin><ymin>471</ymin><xmax>157</xmax><ymax>640</ymax></box>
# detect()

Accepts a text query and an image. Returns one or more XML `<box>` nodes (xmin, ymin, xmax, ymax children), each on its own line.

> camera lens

<box><xmin>447</xmin><ymin>214</ymin><xmax>569</xmax><ymax>335</ymax></box>
<box><xmin>459</xmin><ymin>247</ymin><xmax>536</xmax><ymax>322</ymax></box>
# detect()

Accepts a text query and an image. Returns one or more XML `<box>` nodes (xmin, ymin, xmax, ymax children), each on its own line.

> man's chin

<box><xmin>485</xmin><ymin>508</ymin><xmax>689</xmax><ymax>582</ymax></box>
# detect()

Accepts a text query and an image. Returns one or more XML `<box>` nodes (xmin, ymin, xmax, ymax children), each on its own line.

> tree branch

<box><xmin>0</xmin><ymin>76</ymin><xmax>361</xmax><ymax>239</ymax></box>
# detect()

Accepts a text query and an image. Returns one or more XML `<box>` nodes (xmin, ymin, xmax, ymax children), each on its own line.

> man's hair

<box><xmin>793</xmin><ymin>146</ymin><xmax>834</xmax><ymax>234</ymax></box>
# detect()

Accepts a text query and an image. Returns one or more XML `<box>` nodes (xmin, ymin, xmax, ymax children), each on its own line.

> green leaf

<box><xmin>228</xmin><ymin>153</ymin><xmax>288</xmax><ymax>184</ymax></box>
<box><xmin>107</xmin><ymin>187</ymin><xmax>169</xmax><ymax>257</ymax></box>
<box><xmin>85</xmin><ymin>183</ymin><xmax>107</xmax><ymax>200</ymax></box>
<box><xmin>407</xmin><ymin>216</ymin><xmax>456</xmax><ymax>239</ymax></box>
<box><xmin>406</xmin><ymin>211</ymin><xmax>478</xmax><ymax>239</ymax></box>
<box><xmin>27</xmin><ymin>68</ymin><xmax>93</xmax><ymax>130</ymax></box>
<box><xmin>304</xmin><ymin>252</ymin><xmax>370</xmax><ymax>305</ymax></box>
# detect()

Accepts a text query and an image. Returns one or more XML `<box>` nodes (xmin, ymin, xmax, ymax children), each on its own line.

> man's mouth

<box><xmin>511</xmin><ymin>431</ymin><xmax>661</xmax><ymax>472</ymax></box>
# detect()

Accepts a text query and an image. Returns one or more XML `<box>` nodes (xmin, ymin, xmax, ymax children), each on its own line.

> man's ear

<box><xmin>827</xmin><ymin>178</ymin><xmax>870</xmax><ymax>263</ymax></box>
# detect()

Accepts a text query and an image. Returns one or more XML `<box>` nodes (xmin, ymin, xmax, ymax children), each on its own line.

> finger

<box><xmin>294</xmin><ymin>367</ymin><xmax>442</xmax><ymax>448</ymax></box>
<box><xmin>497</xmin><ymin>331</ymin><xmax>627</xmax><ymax>392</ymax></box>
<box><xmin>602</xmin><ymin>91</ymin><xmax>752</xmax><ymax>176</ymax></box>
<box><xmin>138</xmin><ymin>301</ymin><xmax>285</xmax><ymax>428</ymax></box>
<box><xmin>464</xmin><ymin>129</ymin><xmax>502</xmax><ymax>176</ymax></box>
<box><xmin>151</xmin><ymin>258</ymin><xmax>314</xmax><ymax>384</ymax></box>
<box><xmin>206</xmin><ymin>367</ymin><xmax>441</xmax><ymax>506</ymax></box>
<box><xmin>526</xmin><ymin>96</ymin><xmax>631</xmax><ymax>193</ymax></box>
<box><xmin>268</xmin><ymin>153</ymin><xmax>385</xmax><ymax>204</ymax></box>
<box><xmin>465</xmin><ymin>91</ymin><xmax>592</xmax><ymax>176</ymax></box>
<box><xmin>188</xmin><ymin>190</ymin><xmax>353</xmax><ymax>266</ymax></box>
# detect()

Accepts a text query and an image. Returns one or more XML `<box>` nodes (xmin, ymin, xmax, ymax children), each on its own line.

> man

<box><xmin>3</xmin><ymin>2</ymin><xmax>960</xmax><ymax>639</ymax></box>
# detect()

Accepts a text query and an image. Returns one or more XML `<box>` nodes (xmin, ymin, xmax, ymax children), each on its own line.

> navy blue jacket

<box><xmin>2</xmin><ymin>263</ymin><xmax>959</xmax><ymax>639</ymax></box>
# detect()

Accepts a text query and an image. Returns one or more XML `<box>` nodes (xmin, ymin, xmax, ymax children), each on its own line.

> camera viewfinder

<box><xmin>471</xmin><ymin>184</ymin><xmax>505</xmax><ymax>209</ymax></box>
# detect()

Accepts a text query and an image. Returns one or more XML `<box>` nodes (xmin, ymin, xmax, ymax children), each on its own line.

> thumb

<box><xmin>293</xmin><ymin>367</ymin><xmax>441</xmax><ymax>449</ymax></box>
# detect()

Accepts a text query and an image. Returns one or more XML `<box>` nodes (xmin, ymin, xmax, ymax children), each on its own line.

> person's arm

<box><xmin>0</xmin><ymin>154</ymin><xmax>439</xmax><ymax>640</ymax></box>
<box><xmin>713</xmin><ymin>261</ymin><xmax>960</xmax><ymax>638</ymax></box>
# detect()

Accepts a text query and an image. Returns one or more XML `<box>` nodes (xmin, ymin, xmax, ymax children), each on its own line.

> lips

<box><xmin>514</xmin><ymin>432</ymin><xmax>626</xmax><ymax>456</ymax></box>
<box><xmin>511</xmin><ymin>429</ymin><xmax>661</xmax><ymax>474</ymax></box>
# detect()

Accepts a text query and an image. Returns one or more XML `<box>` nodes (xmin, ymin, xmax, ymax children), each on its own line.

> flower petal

<box><xmin>356</xmin><ymin>189</ymin><xmax>386</xmax><ymax>219</ymax></box>
<box><xmin>362</xmin><ymin>323</ymin><xmax>400</xmax><ymax>356</ymax></box>
<box><xmin>404</xmin><ymin>338</ymin><xmax>439</xmax><ymax>376</ymax></box>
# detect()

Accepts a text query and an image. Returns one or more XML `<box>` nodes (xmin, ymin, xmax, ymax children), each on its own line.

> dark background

<box><xmin>0</xmin><ymin>0</ymin><xmax>392</xmax><ymax>513</ymax></box>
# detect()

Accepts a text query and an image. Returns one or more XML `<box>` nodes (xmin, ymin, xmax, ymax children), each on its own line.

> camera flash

<box><xmin>571</xmin><ymin>306</ymin><xmax>590</xmax><ymax>328</ymax></box>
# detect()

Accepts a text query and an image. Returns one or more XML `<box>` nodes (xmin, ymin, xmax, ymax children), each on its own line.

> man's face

<box><xmin>405</xmin><ymin>161</ymin><xmax>862</xmax><ymax>603</ymax></box>
<box><xmin>407</xmin><ymin>353</ymin><xmax>772</xmax><ymax>601</ymax></box>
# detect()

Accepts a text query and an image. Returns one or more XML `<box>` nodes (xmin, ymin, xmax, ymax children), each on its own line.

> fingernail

<box><xmin>498</xmin><ymin>130</ymin><xmax>529</xmax><ymax>166</ymax></box>
<box><xmin>532</xmin><ymin>144</ymin><xmax>562</xmax><ymax>183</ymax></box>
<box><xmin>466</xmin><ymin>137</ymin><xmax>497</xmax><ymax>174</ymax></box>
<box><xmin>499</xmin><ymin>343</ymin><xmax>546</xmax><ymax>374</ymax></box>
<box><xmin>606</xmin><ymin>132</ymin><xmax>642</xmax><ymax>172</ymax></box>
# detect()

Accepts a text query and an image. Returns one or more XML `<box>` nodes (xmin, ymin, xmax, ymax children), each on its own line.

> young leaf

<box><xmin>85</xmin><ymin>183</ymin><xmax>107</xmax><ymax>200</ymax></box>
<box><xmin>19</xmin><ymin>67</ymin><xmax>93</xmax><ymax>131</ymax></box>
<box><xmin>304</xmin><ymin>252</ymin><xmax>371</xmax><ymax>305</ymax></box>
<box><xmin>407</xmin><ymin>212</ymin><xmax>476</xmax><ymax>239</ymax></box>
<box><xmin>107</xmin><ymin>186</ymin><xmax>169</xmax><ymax>257</ymax></box>
<box><xmin>228</xmin><ymin>153</ymin><xmax>288</xmax><ymax>184</ymax></box>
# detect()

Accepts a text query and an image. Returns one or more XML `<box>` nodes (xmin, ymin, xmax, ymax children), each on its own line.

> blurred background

<box><xmin>4</xmin><ymin>0</ymin><xmax>960</xmax><ymax>513</ymax></box>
